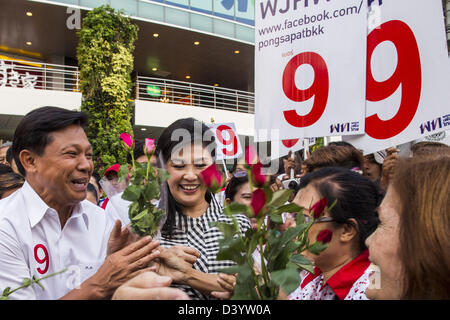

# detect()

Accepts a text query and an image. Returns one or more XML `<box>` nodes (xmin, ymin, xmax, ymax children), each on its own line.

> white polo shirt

<box><xmin>0</xmin><ymin>181</ymin><xmax>115</xmax><ymax>300</ymax></box>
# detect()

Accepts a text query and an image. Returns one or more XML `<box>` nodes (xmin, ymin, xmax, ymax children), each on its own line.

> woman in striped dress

<box><xmin>153</xmin><ymin>118</ymin><xmax>251</xmax><ymax>300</ymax></box>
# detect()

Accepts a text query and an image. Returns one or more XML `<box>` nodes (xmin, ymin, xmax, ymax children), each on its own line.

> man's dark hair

<box><xmin>0</xmin><ymin>164</ymin><xmax>25</xmax><ymax>199</ymax></box>
<box><xmin>126</xmin><ymin>140</ymin><xmax>146</xmax><ymax>164</ymax></box>
<box><xmin>5</xmin><ymin>147</ymin><xmax>13</xmax><ymax>165</ymax></box>
<box><xmin>12</xmin><ymin>106</ymin><xmax>88</xmax><ymax>176</ymax></box>
<box><xmin>87</xmin><ymin>182</ymin><xmax>99</xmax><ymax>205</ymax></box>
<box><xmin>91</xmin><ymin>171</ymin><xmax>102</xmax><ymax>192</ymax></box>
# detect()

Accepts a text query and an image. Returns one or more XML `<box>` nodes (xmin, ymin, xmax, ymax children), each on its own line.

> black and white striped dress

<box><xmin>159</xmin><ymin>194</ymin><xmax>251</xmax><ymax>300</ymax></box>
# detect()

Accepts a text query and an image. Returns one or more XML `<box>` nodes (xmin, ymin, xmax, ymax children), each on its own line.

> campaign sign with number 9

<box><xmin>34</xmin><ymin>244</ymin><xmax>49</xmax><ymax>274</ymax></box>
<box><xmin>344</xmin><ymin>0</ymin><xmax>450</xmax><ymax>154</ymax></box>
<box><xmin>283</xmin><ymin>52</ymin><xmax>329</xmax><ymax>128</ymax></box>
<box><xmin>208</xmin><ymin>123</ymin><xmax>243</xmax><ymax>160</ymax></box>
<box><xmin>366</xmin><ymin>20</ymin><xmax>422</xmax><ymax>139</ymax></box>
<box><xmin>254</xmin><ymin>0</ymin><xmax>367</xmax><ymax>141</ymax></box>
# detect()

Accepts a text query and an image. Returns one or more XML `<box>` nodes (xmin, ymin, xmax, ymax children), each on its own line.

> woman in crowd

<box><xmin>289</xmin><ymin>167</ymin><xmax>382</xmax><ymax>300</ymax></box>
<box><xmin>362</xmin><ymin>154</ymin><xmax>382</xmax><ymax>184</ymax></box>
<box><xmin>85</xmin><ymin>183</ymin><xmax>99</xmax><ymax>205</ymax></box>
<box><xmin>304</xmin><ymin>143</ymin><xmax>364</xmax><ymax>174</ymax></box>
<box><xmin>0</xmin><ymin>164</ymin><xmax>25</xmax><ymax>200</ymax></box>
<box><xmin>153</xmin><ymin>117</ymin><xmax>251</xmax><ymax>300</ymax></box>
<box><xmin>224</xmin><ymin>174</ymin><xmax>251</xmax><ymax>207</ymax></box>
<box><xmin>365</xmin><ymin>156</ymin><xmax>450</xmax><ymax>299</ymax></box>
<box><xmin>224</xmin><ymin>174</ymin><xmax>254</xmax><ymax>228</ymax></box>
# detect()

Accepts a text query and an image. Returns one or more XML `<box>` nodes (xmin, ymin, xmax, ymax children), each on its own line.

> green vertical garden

<box><xmin>77</xmin><ymin>5</ymin><xmax>138</xmax><ymax>172</ymax></box>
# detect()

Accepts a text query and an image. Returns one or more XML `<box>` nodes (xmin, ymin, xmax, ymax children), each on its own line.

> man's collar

<box><xmin>22</xmin><ymin>181</ymin><xmax>89</xmax><ymax>229</ymax></box>
<box><xmin>301</xmin><ymin>249</ymin><xmax>371</xmax><ymax>300</ymax></box>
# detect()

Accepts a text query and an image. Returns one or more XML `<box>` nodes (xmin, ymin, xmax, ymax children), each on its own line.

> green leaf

<box><xmin>122</xmin><ymin>184</ymin><xmax>141</xmax><ymax>202</ymax></box>
<box><xmin>308</xmin><ymin>241</ymin><xmax>329</xmax><ymax>255</ymax></box>
<box><xmin>297</xmin><ymin>263</ymin><xmax>315</xmax><ymax>274</ymax></box>
<box><xmin>142</xmin><ymin>179</ymin><xmax>159</xmax><ymax>202</ymax></box>
<box><xmin>270</xmin><ymin>268</ymin><xmax>301</xmax><ymax>295</ymax></box>
<box><xmin>274</xmin><ymin>202</ymin><xmax>302</xmax><ymax>215</ymax></box>
<box><xmin>118</xmin><ymin>164</ymin><xmax>129</xmax><ymax>182</ymax></box>
<box><xmin>223</xmin><ymin>203</ymin><xmax>249</xmax><ymax>216</ymax></box>
<box><xmin>231</xmin><ymin>264</ymin><xmax>259</xmax><ymax>300</ymax></box>
<box><xmin>267</xmin><ymin>189</ymin><xmax>292</xmax><ymax>207</ymax></box>
<box><xmin>128</xmin><ymin>201</ymin><xmax>140</xmax><ymax>217</ymax></box>
<box><xmin>216</xmin><ymin>237</ymin><xmax>246</xmax><ymax>264</ymax></box>
<box><xmin>245</xmin><ymin>229</ymin><xmax>259</xmax><ymax>255</ymax></box>
<box><xmin>295</xmin><ymin>211</ymin><xmax>305</xmax><ymax>225</ymax></box>
<box><xmin>267</xmin><ymin>247</ymin><xmax>290</xmax><ymax>271</ymax></box>
<box><xmin>290</xmin><ymin>254</ymin><xmax>312</xmax><ymax>266</ymax></box>
<box><xmin>2</xmin><ymin>287</ymin><xmax>11</xmax><ymax>296</ymax></box>
<box><xmin>22</xmin><ymin>278</ymin><xmax>32</xmax><ymax>287</ymax></box>
<box><xmin>268</xmin><ymin>213</ymin><xmax>283</xmax><ymax>224</ymax></box>
<box><xmin>209</xmin><ymin>221</ymin><xmax>237</xmax><ymax>238</ymax></box>
<box><xmin>131</xmin><ymin>208</ymin><xmax>149</xmax><ymax>221</ymax></box>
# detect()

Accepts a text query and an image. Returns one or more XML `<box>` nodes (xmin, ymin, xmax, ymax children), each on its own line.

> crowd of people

<box><xmin>0</xmin><ymin>106</ymin><xmax>448</xmax><ymax>300</ymax></box>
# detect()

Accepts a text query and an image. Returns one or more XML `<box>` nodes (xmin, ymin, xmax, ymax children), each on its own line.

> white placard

<box><xmin>271</xmin><ymin>137</ymin><xmax>316</xmax><ymax>160</ymax></box>
<box><xmin>345</xmin><ymin>0</ymin><xmax>450</xmax><ymax>154</ymax></box>
<box><xmin>255</xmin><ymin>0</ymin><xmax>367</xmax><ymax>141</ymax></box>
<box><xmin>207</xmin><ymin>123</ymin><xmax>243</xmax><ymax>160</ymax></box>
<box><xmin>415</xmin><ymin>130</ymin><xmax>450</xmax><ymax>146</ymax></box>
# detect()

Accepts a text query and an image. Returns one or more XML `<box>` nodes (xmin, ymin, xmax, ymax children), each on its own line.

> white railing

<box><xmin>136</xmin><ymin>76</ymin><xmax>255</xmax><ymax>114</ymax></box>
<box><xmin>0</xmin><ymin>59</ymin><xmax>79</xmax><ymax>92</ymax></box>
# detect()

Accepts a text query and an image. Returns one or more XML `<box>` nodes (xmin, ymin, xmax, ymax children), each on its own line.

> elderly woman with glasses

<box><xmin>289</xmin><ymin>167</ymin><xmax>382</xmax><ymax>300</ymax></box>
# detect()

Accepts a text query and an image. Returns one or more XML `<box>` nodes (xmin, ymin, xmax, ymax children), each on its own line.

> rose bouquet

<box><xmin>104</xmin><ymin>133</ymin><xmax>169</xmax><ymax>237</ymax></box>
<box><xmin>201</xmin><ymin>147</ymin><xmax>335</xmax><ymax>300</ymax></box>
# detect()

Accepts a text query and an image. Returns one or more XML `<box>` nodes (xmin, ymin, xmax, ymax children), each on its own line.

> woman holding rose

<box><xmin>289</xmin><ymin>167</ymin><xmax>382</xmax><ymax>300</ymax></box>
<box><xmin>152</xmin><ymin>118</ymin><xmax>251</xmax><ymax>300</ymax></box>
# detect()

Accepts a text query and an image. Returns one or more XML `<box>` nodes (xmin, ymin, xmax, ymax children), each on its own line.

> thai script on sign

<box><xmin>0</xmin><ymin>60</ymin><xmax>38</xmax><ymax>89</ymax></box>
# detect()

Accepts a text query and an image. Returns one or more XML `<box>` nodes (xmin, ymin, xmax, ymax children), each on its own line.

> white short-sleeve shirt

<box><xmin>0</xmin><ymin>181</ymin><xmax>115</xmax><ymax>300</ymax></box>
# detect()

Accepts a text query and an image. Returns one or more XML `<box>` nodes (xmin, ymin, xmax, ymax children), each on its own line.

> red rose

<box><xmin>316</xmin><ymin>229</ymin><xmax>333</xmax><ymax>244</ymax></box>
<box><xmin>120</xmin><ymin>132</ymin><xmax>134</xmax><ymax>149</ymax></box>
<box><xmin>251</xmin><ymin>162</ymin><xmax>267</xmax><ymax>187</ymax></box>
<box><xmin>311</xmin><ymin>198</ymin><xmax>328</xmax><ymax>219</ymax></box>
<box><xmin>245</xmin><ymin>146</ymin><xmax>259</xmax><ymax>165</ymax></box>
<box><xmin>200</xmin><ymin>164</ymin><xmax>224</xmax><ymax>193</ymax></box>
<box><xmin>144</xmin><ymin>138</ymin><xmax>155</xmax><ymax>154</ymax></box>
<box><xmin>251</xmin><ymin>188</ymin><xmax>266</xmax><ymax>217</ymax></box>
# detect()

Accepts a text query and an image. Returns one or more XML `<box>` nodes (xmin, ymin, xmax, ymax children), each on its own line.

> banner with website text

<box><xmin>344</xmin><ymin>0</ymin><xmax>450</xmax><ymax>154</ymax></box>
<box><xmin>254</xmin><ymin>0</ymin><xmax>367</xmax><ymax>141</ymax></box>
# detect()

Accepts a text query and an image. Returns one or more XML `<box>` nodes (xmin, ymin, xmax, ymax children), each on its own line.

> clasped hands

<box><xmin>102</xmin><ymin>220</ymin><xmax>236</xmax><ymax>299</ymax></box>
<box><xmin>151</xmin><ymin>245</ymin><xmax>237</xmax><ymax>299</ymax></box>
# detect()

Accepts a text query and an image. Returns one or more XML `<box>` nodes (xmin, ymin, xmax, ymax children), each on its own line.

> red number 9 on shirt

<box><xmin>282</xmin><ymin>51</ymin><xmax>329</xmax><ymax>128</ymax></box>
<box><xmin>216</xmin><ymin>125</ymin><xmax>238</xmax><ymax>157</ymax></box>
<box><xmin>366</xmin><ymin>20</ymin><xmax>422</xmax><ymax>139</ymax></box>
<box><xmin>34</xmin><ymin>244</ymin><xmax>49</xmax><ymax>274</ymax></box>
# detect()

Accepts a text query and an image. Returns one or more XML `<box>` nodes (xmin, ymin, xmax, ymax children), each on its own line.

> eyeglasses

<box><xmin>301</xmin><ymin>214</ymin><xmax>335</xmax><ymax>224</ymax></box>
<box><xmin>233</xmin><ymin>170</ymin><xmax>247</xmax><ymax>178</ymax></box>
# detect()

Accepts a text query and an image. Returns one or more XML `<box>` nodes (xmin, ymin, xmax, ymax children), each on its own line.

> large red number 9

<box><xmin>282</xmin><ymin>52</ymin><xmax>329</xmax><ymax>128</ymax></box>
<box><xmin>366</xmin><ymin>20</ymin><xmax>422</xmax><ymax>139</ymax></box>
<box><xmin>216</xmin><ymin>125</ymin><xmax>238</xmax><ymax>157</ymax></box>
<box><xmin>34</xmin><ymin>244</ymin><xmax>49</xmax><ymax>274</ymax></box>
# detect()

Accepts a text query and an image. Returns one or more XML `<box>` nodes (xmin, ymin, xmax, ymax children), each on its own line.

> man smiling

<box><xmin>0</xmin><ymin>107</ymin><xmax>161</xmax><ymax>299</ymax></box>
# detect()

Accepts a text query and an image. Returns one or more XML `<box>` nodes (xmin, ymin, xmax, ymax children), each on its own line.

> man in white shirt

<box><xmin>0</xmin><ymin>106</ymin><xmax>162</xmax><ymax>300</ymax></box>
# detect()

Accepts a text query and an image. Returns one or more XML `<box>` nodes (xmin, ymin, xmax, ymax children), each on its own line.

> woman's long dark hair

<box><xmin>155</xmin><ymin>118</ymin><xmax>216</xmax><ymax>238</ymax></box>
